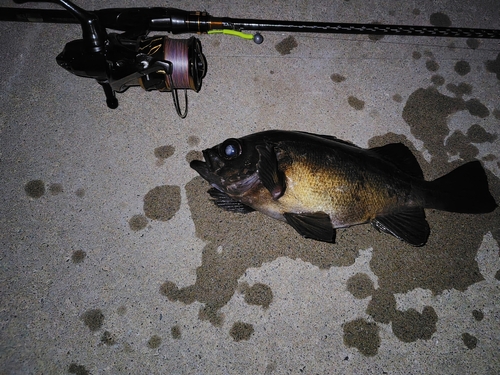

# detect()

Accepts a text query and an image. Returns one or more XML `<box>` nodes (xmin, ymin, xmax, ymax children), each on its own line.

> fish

<box><xmin>190</xmin><ymin>130</ymin><xmax>497</xmax><ymax>246</ymax></box>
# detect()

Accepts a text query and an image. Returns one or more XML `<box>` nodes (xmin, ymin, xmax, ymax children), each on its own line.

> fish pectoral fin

<box><xmin>371</xmin><ymin>207</ymin><xmax>429</xmax><ymax>246</ymax></box>
<box><xmin>284</xmin><ymin>212</ymin><xmax>336</xmax><ymax>243</ymax></box>
<box><xmin>256</xmin><ymin>144</ymin><xmax>286</xmax><ymax>200</ymax></box>
<box><xmin>208</xmin><ymin>188</ymin><xmax>255</xmax><ymax>214</ymax></box>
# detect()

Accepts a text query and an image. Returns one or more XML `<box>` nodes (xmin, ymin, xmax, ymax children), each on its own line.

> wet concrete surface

<box><xmin>1</xmin><ymin>0</ymin><xmax>499</xmax><ymax>374</ymax></box>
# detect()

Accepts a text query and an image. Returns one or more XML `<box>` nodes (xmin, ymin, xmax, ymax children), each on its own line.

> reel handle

<box><xmin>15</xmin><ymin>0</ymin><xmax>106</xmax><ymax>52</ymax></box>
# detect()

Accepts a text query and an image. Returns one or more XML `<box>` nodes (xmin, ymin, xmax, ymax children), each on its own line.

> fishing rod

<box><xmin>2</xmin><ymin>1</ymin><xmax>500</xmax><ymax>118</ymax></box>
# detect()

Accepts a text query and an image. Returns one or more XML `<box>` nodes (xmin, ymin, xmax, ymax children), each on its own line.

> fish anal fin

<box><xmin>372</xmin><ymin>207</ymin><xmax>429</xmax><ymax>246</ymax></box>
<box><xmin>256</xmin><ymin>144</ymin><xmax>286</xmax><ymax>200</ymax></box>
<box><xmin>284</xmin><ymin>212</ymin><xmax>336</xmax><ymax>243</ymax></box>
<box><xmin>208</xmin><ymin>188</ymin><xmax>255</xmax><ymax>214</ymax></box>
<box><xmin>370</xmin><ymin>143</ymin><xmax>424</xmax><ymax>179</ymax></box>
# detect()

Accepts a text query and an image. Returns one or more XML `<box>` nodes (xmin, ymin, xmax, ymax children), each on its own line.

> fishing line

<box><xmin>161</xmin><ymin>36</ymin><xmax>206</xmax><ymax>118</ymax></box>
<box><xmin>164</xmin><ymin>37</ymin><xmax>193</xmax><ymax>91</ymax></box>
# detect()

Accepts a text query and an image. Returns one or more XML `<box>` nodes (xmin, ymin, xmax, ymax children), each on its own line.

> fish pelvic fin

<box><xmin>208</xmin><ymin>188</ymin><xmax>255</xmax><ymax>214</ymax></box>
<box><xmin>372</xmin><ymin>207</ymin><xmax>430</xmax><ymax>246</ymax></box>
<box><xmin>256</xmin><ymin>143</ymin><xmax>286</xmax><ymax>200</ymax></box>
<box><xmin>284</xmin><ymin>212</ymin><xmax>336</xmax><ymax>243</ymax></box>
<box><xmin>423</xmin><ymin>161</ymin><xmax>497</xmax><ymax>213</ymax></box>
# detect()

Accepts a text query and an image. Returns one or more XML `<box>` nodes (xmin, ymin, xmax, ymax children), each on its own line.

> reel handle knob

<box><xmin>99</xmin><ymin>81</ymin><xmax>119</xmax><ymax>109</ymax></box>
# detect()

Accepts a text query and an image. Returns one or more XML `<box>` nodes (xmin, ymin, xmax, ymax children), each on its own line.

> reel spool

<box><xmin>139</xmin><ymin>36</ymin><xmax>207</xmax><ymax>118</ymax></box>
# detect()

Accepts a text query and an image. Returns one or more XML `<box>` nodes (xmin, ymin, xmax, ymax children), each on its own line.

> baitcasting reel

<box><xmin>17</xmin><ymin>0</ymin><xmax>207</xmax><ymax>118</ymax></box>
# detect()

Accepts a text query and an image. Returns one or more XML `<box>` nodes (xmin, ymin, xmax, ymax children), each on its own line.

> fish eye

<box><xmin>219</xmin><ymin>138</ymin><xmax>242</xmax><ymax>160</ymax></box>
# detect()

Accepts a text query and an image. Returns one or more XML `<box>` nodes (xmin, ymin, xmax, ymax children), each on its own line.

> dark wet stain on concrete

<box><xmin>454</xmin><ymin>60</ymin><xmax>471</xmax><ymax>76</ymax></box>
<box><xmin>493</xmin><ymin>109</ymin><xmax>500</xmax><ymax>120</ymax></box>
<box><xmin>230</xmin><ymin>321</ymin><xmax>254</xmax><ymax>341</ymax></box>
<box><xmin>466</xmin><ymin>99</ymin><xmax>490</xmax><ymax>118</ymax></box>
<box><xmin>429</xmin><ymin>12</ymin><xmax>452</xmax><ymax>27</ymax></box>
<box><xmin>117</xmin><ymin>305</ymin><xmax>127</xmax><ymax>316</ymax></box>
<box><xmin>155</xmin><ymin>145</ymin><xmax>175</xmax><ymax>166</ymax></box>
<box><xmin>71</xmin><ymin>250</ymin><xmax>86</xmax><ymax>264</ymax></box>
<box><xmin>81</xmin><ymin>309</ymin><xmax>104</xmax><ymax>331</ymax></box>
<box><xmin>239</xmin><ymin>282</ymin><xmax>273</xmax><ymax>308</ymax></box>
<box><xmin>48</xmin><ymin>183</ymin><xmax>63</xmax><ymax>195</ymax></box>
<box><xmin>330</xmin><ymin>73</ymin><xmax>346</xmax><ymax>83</ymax></box>
<box><xmin>154</xmin><ymin>145</ymin><xmax>175</xmax><ymax>160</ymax></box>
<box><xmin>412</xmin><ymin>51</ymin><xmax>422</xmax><ymax>60</ymax></box>
<box><xmin>265</xmin><ymin>362</ymin><xmax>277</xmax><ymax>374</ymax></box>
<box><xmin>467</xmin><ymin>124</ymin><xmax>497</xmax><ymax>143</ymax></box>
<box><xmin>392</xmin><ymin>307</ymin><xmax>438</xmax><ymax>342</ymax></box>
<box><xmin>412</xmin><ymin>8</ymin><xmax>420</xmax><ymax>16</ymax></box>
<box><xmin>100</xmin><ymin>330</ymin><xmax>117</xmax><ymax>346</ymax></box>
<box><xmin>186</xmin><ymin>150</ymin><xmax>203</xmax><ymax>164</ymax></box>
<box><xmin>482</xmin><ymin>154</ymin><xmax>497</xmax><ymax>162</ymax></box>
<box><xmin>143</xmin><ymin>185</ymin><xmax>181</xmax><ymax>221</ymax></box>
<box><xmin>199</xmin><ymin>304</ymin><xmax>224</xmax><ymax>326</ymax></box>
<box><xmin>343</xmin><ymin>318</ymin><xmax>380</xmax><ymax>356</ymax></box>
<box><xmin>187</xmin><ymin>135</ymin><xmax>200</xmax><ymax>147</ymax></box>
<box><xmin>446</xmin><ymin>82</ymin><xmax>472</xmax><ymax>97</ymax></box>
<box><xmin>401</xmin><ymin>87</ymin><xmax>495</xmax><ymax>156</ymax></box>
<box><xmin>466</xmin><ymin>38</ymin><xmax>480</xmax><ymax>49</ymax></box>
<box><xmin>346</xmin><ymin>273</ymin><xmax>374</xmax><ymax>299</ymax></box>
<box><xmin>425</xmin><ymin>60</ymin><xmax>439</xmax><ymax>72</ymax></box>
<box><xmin>495</xmin><ymin>270</ymin><xmax>500</xmax><ymax>280</ymax></box>
<box><xmin>392</xmin><ymin>94</ymin><xmax>403</xmax><ymax>103</ymax></box>
<box><xmin>147</xmin><ymin>335</ymin><xmax>162</xmax><ymax>348</ymax></box>
<box><xmin>366</xmin><ymin>288</ymin><xmax>396</xmax><ymax>324</ymax></box>
<box><xmin>472</xmin><ymin>309</ymin><xmax>484</xmax><ymax>321</ymax></box>
<box><xmin>348</xmin><ymin>96</ymin><xmax>365</xmax><ymax>110</ymax></box>
<box><xmin>345</xmin><ymin>272</ymin><xmax>438</xmax><ymax>346</ymax></box>
<box><xmin>171</xmin><ymin>325</ymin><xmax>181</xmax><ymax>339</ymax></box>
<box><xmin>75</xmin><ymin>188</ymin><xmax>85</xmax><ymax>198</ymax></box>
<box><xmin>68</xmin><ymin>363</ymin><xmax>90</xmax><ymax>375</ymax></box>
<box><xmin>462</xmin><ymin>332</ymin><xmax>478</xmax><ymax>349</ymax></box>
<box><xmin>431</xmin><ymin>75</ymin><xmax>445</xmax><ymax>86</ymax></box>
<box><xmin>445</xmin><ymin>131</ymin><xmax>481</xmax><ymax>160</ymax></box>
<box><xmin>25</xmin><ymin>179</ymin><xmax>45</xmax><ymax>198</ymax></box>
<box><xmin>275</xmin><ymin>36</ymin><xmax>298</xmax><ymax>55</ymax></box>
<box><xmin>485</xmin><ymin>52</ymin><xmax>500</xmax><ymax>80</ymax></box>
<box><xmin>129</xmin><ymin>214</ymin><xmax>149</xmax><ymax>231</ymax></box>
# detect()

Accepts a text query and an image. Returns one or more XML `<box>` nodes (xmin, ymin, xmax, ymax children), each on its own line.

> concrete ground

<box><xmin>1</xmin><ymin>0</ymin><xmax>499</xmax><ymax>374</ymax></box>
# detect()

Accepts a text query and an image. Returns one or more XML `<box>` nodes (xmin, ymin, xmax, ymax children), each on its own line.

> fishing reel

<box><xmin>18</xmin><ymin>0</ymin><xmax>207</xmax><ymax>118</ymax></box>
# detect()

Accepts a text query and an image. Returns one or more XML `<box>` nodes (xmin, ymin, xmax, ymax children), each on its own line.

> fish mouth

<box><xmin>190</xmin><ymin>150</ymin><xmax>226</xmax><ymax>190</ymax></box>
<box><xmin>190</xmin><ymin>150</ymin><xmax>261</xmax><ymax>196</ymax></box>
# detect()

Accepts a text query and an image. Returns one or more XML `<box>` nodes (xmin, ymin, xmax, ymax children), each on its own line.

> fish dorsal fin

<box><xmin>256</xmin><ymin>144</ymin><xmax>286</xmax><ymax>200</ymax></box>
<box><xmin>371</xmin><ymin>207</ymin><xmax>429</xmax><ymax>246</ymax></box>
<box><xmin>370</xmin><ymin>143</ymin><xmax>424</xmax><ymax>179</ymax></box>
<box><xmin>208</xmin><ymin>188</ymin><xmax>255</xmax><ymax>214</ymax></box>
<box><xmin>284</xmin><ymin>212</ymin><xmax>336</xmax><ymax>243</ymax></box>
<box><xmin>294</xmin><ymin>131</ymin><xmax>360</xmax><ymax>148</ymax></box>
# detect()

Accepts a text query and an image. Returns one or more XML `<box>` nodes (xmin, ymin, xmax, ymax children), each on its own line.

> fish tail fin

<box><xmin>423</xmin><ymin>161</ymin><xmax>497</xmax><ymax>213</ymax></box>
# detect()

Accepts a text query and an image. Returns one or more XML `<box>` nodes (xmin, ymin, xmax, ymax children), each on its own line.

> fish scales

<box><xmin>274</xmin><ymin>139</ymin><xmax>407</xmax><ymax>226</ymax></box>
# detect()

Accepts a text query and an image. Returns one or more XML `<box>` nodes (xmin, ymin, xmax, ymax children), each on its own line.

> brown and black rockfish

<box><xmin>190</xmin><ymin>130</ymin><xmax>497</xmax><ymax>246</ymax></box>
